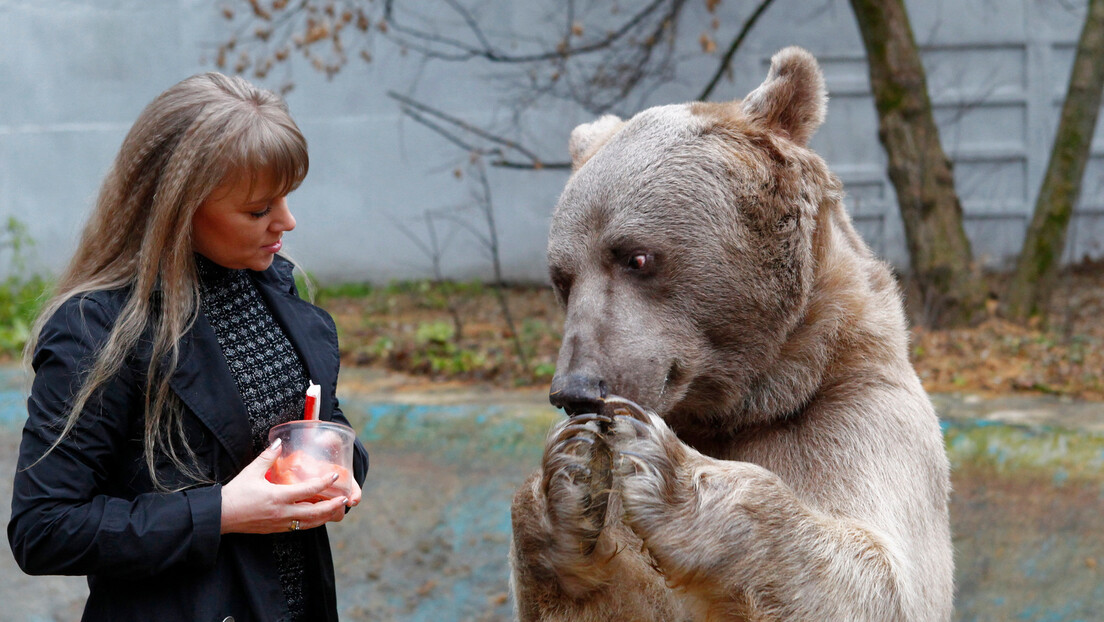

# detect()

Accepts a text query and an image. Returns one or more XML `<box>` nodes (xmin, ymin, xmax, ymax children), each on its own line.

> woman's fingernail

<box><xmin>270</xmin><ymin>438</ymin><xmax>282</xmax><ymax>450</ymax></box>
<box><xmin>331</xmin><ymin>472</ymin><xmax>339</xmax><ymax>482</ymax></box>
<box><xmin>342</xmin><ymin>497</ymin><xmax>350</xmax><ymax>505</ymax></box>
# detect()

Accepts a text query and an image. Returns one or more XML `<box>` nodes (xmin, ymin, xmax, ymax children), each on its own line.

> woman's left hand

<box><xmin>221</xmin><ymin>438</ymin><xmax>352</xmax><ymax>534</ymax></box>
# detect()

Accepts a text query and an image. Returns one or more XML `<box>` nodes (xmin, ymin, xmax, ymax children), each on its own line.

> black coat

<box><xmin>8</xmin><ymin>256</ymin><xmax>369</xmax><ymax>622</ymax></box>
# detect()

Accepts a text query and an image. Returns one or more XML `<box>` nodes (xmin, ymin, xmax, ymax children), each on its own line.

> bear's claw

<box><xmin>541</xmin><ymin>412</ymin><xmax>615</xmax><ymax>556</ymax></box>
<box><xmin>612</xmin><ymin>413</ymin><xmax>653</xmax><ymax>437</ymax></box>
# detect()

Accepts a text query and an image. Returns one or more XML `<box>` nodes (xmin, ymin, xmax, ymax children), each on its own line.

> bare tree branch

<box><xmin>388</xmin><ymin>209</ymin><xmax>468</xmax><ymax>337</ymax></box>
<box><xmin>470</xmin><ymin>158</ymin><xmax>530</xmax><ymax>369</ymax></box>
<box><xmin>698</xmin><ymin>0</ymin><xmax>777</xmax><ymax>101</ymax></box>
<box><xmin>218</xmin><ymin>0</ymin><xmax>777</xmax><ymax>171</ymax></box>
<box><xmin>381</xmin><ymin>0</ymin><xmax>680</xmax><ymax>64</ymax></box>
<box><xmin>389</xmin><ymin>91</ymin><xmax>572</xmax><ymax>169</ymax></box>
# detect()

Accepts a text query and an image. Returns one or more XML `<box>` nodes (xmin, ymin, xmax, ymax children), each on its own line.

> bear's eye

<box><xmin>549</xmin><ymin>268</ymin><xmax>573</xmax><ymax>303</ymax></box>
<box><xmin>625</xmin><ymin>252</ymin><xmax>655</xmax><ymax>273</ymax></box>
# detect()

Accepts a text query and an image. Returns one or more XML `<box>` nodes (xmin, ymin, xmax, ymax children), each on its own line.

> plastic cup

<box><xmin>266</xmin><ymin>420</ymin><xmax>356</xmax><ymax>501</ymax></box>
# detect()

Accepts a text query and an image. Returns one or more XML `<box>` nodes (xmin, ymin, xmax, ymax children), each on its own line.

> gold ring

<box><xmin>289</xmin><ymin>519</ymin><xmax>300</xmax><ymax>531</ymax></box>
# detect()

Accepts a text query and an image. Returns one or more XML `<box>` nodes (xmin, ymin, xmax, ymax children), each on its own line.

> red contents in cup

<box><xmin>266</xmin><ymin>449</ymin><xmax>351</xmax><ymax>501</ymax></box>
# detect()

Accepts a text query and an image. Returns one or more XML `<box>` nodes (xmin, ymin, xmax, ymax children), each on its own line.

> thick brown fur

<box><xmin>510</xmin><ymin>47</ymin><xmax>953</xmax><ymax>620</ymax></box>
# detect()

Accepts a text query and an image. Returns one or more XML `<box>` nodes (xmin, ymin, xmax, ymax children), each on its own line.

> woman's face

<box><xmin>192</xmin><ymin>169</ymin><xmax>297</xmax><ymax>271</ymax></box>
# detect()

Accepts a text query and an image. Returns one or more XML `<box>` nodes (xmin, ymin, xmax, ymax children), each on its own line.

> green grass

<box><xmin>0</xmin><ymin>218</ymin><xmax>50</xmax><ymax>357</ymax></box>
<box><xmin>314</xmin><ymin>278</ymin><xmax>487</xmax><ymax>307</ymax></box>
<box><xmin>0</xmin><ymin>274</ymin><xmax>50</xmax><ymax>356</ymax></box>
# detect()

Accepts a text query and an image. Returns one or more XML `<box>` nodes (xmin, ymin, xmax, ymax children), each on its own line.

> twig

<box><xmin>390</xmin><ymin>91</ymin><xmax>571</xmax><ymax>169</ymax></box>
<box><xmin>471</xmin><ymin>159</ymin><xmax>530</xmax><ymax>371</ymax></box>
<box><xmin>388</xmin><ymin>210</ymin><xmax>466</xmax><ymax>339</ymax></box>
<box><xmin>698</xmin><ymin>0</ymin><xmax>778</xmax><ymax>101</ymax></box>
<box><xmin>382</xmin><ymin>0</ymin><xmax>677</xmax><ymax>64</ymax></box>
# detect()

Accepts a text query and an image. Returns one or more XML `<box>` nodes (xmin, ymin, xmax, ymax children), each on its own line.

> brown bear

<box><xmin>509</xmin><ymin>47</ymin><xmax>954</xmax><ymax>621</ymax></box>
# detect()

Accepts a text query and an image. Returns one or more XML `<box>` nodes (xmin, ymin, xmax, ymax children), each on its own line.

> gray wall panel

<box><xmin>1</xmin><ymin>0</ymin><xmax>1101</xmax><ymax>282</ymax></box>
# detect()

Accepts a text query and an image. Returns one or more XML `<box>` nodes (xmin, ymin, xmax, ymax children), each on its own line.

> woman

<box><xmin>7</xmin><ymin>72</ymin><xmax>369</xmax><ymax>621</ymax></box>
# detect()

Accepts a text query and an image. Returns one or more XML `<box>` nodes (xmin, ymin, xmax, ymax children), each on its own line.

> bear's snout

<box><xmin>549</xmin><ymin>373</ymin><xmax>609</xmax><ymax>417</ymax></box>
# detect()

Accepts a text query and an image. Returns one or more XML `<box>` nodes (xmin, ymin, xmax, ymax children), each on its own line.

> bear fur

<box><xmin>509</xmin><ymin>47</ymin><xmax>954</xmax><ymax>621</ymax></box>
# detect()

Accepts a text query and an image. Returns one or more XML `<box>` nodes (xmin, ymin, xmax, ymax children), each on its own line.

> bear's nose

<box><xmin>549</xmin><ymin>373</ymin><xmax>609</xmax><ymax>416</ymax></box>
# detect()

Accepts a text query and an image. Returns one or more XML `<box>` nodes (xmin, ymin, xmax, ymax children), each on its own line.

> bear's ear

<box><xmin>568</xmin><ymin>114</ymin><xmax>625</xmax><ymax>170</ymax></box>
<box><xmin>740</xmin><ymin>47</ymin><xmax>827</xmax><ymax>146</ymax></box>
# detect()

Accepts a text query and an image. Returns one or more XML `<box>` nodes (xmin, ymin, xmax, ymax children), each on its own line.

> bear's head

<box><xmin>548</xmin><ymin>47</ymin><xmax>846</xmax><ymax>440</ymax></box>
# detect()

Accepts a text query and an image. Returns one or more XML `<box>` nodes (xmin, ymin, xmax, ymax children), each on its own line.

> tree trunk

<box><xmin>1005</xmin><ymin>0</ymin><xmax>1104</xmax><ymax>322</ymax></box>
<box><xmin>849</xmin><ymin>0</ymin><xmax>987</xmax><ymax>328</ymax></box>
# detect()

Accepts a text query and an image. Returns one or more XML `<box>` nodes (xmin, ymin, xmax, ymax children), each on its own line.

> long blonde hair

<box><xmin>24</xmin><ymin>72</ymin><xmax>308</xmax><ymax>489</ymax></box>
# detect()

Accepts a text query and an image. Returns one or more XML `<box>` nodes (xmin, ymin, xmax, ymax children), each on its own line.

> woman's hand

<box><xmin>220</xmin><ymin>438</ymin><xmax>350</xmax><ymax>534</ymax></box>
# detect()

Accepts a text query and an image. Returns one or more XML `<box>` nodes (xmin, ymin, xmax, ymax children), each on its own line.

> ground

<box><xmin>2</xmin><ymin>267</ymin><xmax>1102</xmax><ymax>621</ymax></box>
<box><xmin>323</xmin><ymin>262</ymin><xmax>1104</xmax><ymax>402</ymax></box>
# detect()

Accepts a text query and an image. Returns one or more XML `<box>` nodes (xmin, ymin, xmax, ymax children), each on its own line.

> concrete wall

<box><xmin>1</xmin><ymin>0</ymin><xmax>1101</xmax><ymax>283</ymax></box>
